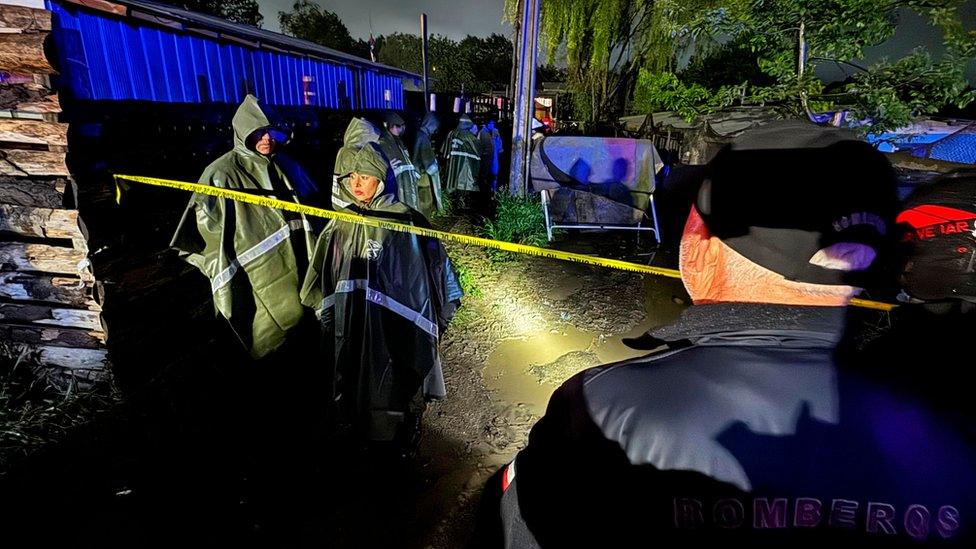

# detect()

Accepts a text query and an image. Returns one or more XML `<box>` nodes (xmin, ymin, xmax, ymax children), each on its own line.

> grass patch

<box><xmin>1</xmin><ymin>343</ymin><xmax>118</xmax><ymax>472</ymax></box>
<box><xmin>454</xmin><ymin>260</ymin><xmax>482</xmax><ymax>298</ymax></box>
<box><xmin>429</xmin><ymin>191</ymin><xmax>458</xmax><ymax>222</ymax></box>
<box><xmin>482</xmin><ymin>192</ymin><xmax>548</xmax><ymax>262</ymax></box>
<box><xmin>450</xmin><ymin>303</ymin><xmax>478</xmax><ymax>327</ymax></box>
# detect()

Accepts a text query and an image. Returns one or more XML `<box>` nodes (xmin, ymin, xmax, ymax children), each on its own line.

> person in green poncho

<box><xmin>302</xmin><ymin>143</ymin><xmax>463</xmax><ymax>452</ymax></box>
<box><xmin>441</xmin><ymin>115</ymin><xmax>481</xmax><ymax>207</ymax></box>
<box><xmin>171</xmin><ymin>94</ymin><xmax>315</xmax><ymax>360</ymax></box>
<box><xmin>412</xmin><ymin>112</ymin><xmax>444</xmax><ymax>218</ymax></box>
<box><xmin>331</xmin><ymin>117</ymin><xmax>386</xmax><ymax>210</ymax></box>
<box><xmin>379</xmin><ymin>112</ymin><xmax>421</xmax><ymax>211</ymax></box>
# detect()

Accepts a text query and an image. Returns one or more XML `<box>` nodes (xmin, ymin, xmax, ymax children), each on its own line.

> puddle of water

<box><xmin>484</xmin><ymin>275</ymin><xmax>690</xmax><ymax>414</ymax></box>
<box><xmin>483</xmin><ymin>327</ymin><xmax>595</xmax><ymax>416</ymax></box>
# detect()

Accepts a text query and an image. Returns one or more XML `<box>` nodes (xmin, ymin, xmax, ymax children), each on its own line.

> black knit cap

<box><xmin>384</xmin><ymin>111</ymin><xmax>406</xmax><ymax>127</ymax></box>
<box><xmin>897</xmin><ymin>169</ymin><xmax>976</xmax><ymax>302</ymax></box>
<box><xmin>696</xmin><ymin>121</ymin><xmax>898</xmax><ymax>286</ymax></box>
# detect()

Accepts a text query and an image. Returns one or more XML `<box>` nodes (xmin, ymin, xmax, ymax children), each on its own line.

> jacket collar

<box><xmin>650</xmin><ymin>303</ymin><xmax>848</xmax><ymax>347</ymax></box>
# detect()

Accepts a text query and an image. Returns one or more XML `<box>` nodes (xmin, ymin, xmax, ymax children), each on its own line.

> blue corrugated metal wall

<box><xmin>46</xmin><ymin>1</ymin><xmax>404</xmax><ymax>109</ymax></box>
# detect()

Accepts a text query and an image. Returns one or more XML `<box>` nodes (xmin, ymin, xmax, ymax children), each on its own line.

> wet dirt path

<box><xmin>414</xmin><ymin>221</ymin><xmax>688</xmax><ymax>547</ymax></box>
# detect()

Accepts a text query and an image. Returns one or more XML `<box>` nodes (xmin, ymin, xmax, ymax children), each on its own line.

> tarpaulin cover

<box><xmin>530</xmin><ymin>136</ymin><xmax>663</xmax><ymax>211</ymax></box>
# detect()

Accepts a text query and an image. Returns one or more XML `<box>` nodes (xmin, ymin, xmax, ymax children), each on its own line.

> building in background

<box><xmin>46</xmin><ymin>0</ymin><xmax>420</xmax><ymax>110</ymax></box>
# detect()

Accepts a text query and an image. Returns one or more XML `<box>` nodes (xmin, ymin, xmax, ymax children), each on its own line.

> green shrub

<box><xmin>429</xmin><ymin>191</ymin><xmax>457</xmax><ymax>221</ymax></box>
<box><xmin>453</xmin><ymin>260</ymin><xmax>481</xmax><ymax>298</ymax></box>
<box><xmin>482</xmin><ymin>192</ymin><xmax>548</xmax><ymax>261</ymax></box>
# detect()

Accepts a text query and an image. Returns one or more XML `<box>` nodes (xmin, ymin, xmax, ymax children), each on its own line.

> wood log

<box><xmin>0</xmin><ymin>82</ymin><xmax>58</xmax><ymax>112</ymax></box>
<box><xmin>0</xmin><ymin>33</ymin><xmax>53</xmax><ymax>74</ymax></box>
<box><xmin>37</xmin><ymin>345</ymin><xmax>108</xmax><ymax>371</ymax></box>
<box><xmin>0</xmin><ymin>302</ymin><xmax>102</xmax><ymax>330</ymax></box>
<box><xmin>13</xmin><ymin>92</ymin><xmax>60</xmax><ymax>117</ymax></box>
<box><xmin>0</xmin><ymin>323</ymin><xmax>104</xmax><ymax>349</ymax></box>
<box><xmin>61</xmin><ymin>0</ymin><xmax>126</xmax><ymax>17</ymax></box>
<box><xmin>0</xmin><ymin>5</ymin><xmax>52</xmax><ymax>33</ymax></box>
<box><xmin>0</xmin><ymin>176</ymin><xmax>67</xmax><ymax>207</ymax></box>
<box><xmin>0</xmin><ymin>204</ymin><xmax>84</xmax><ymax>243</ymax></box>
<box><xmin>0</xmin><ymin>242</ymin><xmax>92</xmax><ymax>279</ymax></box>
<box><xmin>0</xmin><ymin>148</ymin><xmax>67</xmax><ymax>176</ymax></box>
<box><xmin>0</xmin><ymin>80</ymin><xmax>51</xmax><ymax>116</ymax></box>
<box><xmin>0</xmin><ymin>73</ymin><xmax>34</xmax><ymax>84</ymax></box>
<box><xmin>0</xmin><ymin>119</ymin><xmax>67</xmax><ymax>149</ymax></box>
<box><xmin>0</xmin><ymin>271</ymin><xmax>97</xmax><ymax>308</ymax></box>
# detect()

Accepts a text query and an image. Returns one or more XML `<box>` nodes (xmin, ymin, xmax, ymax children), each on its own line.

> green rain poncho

<box><xmin>379</xmin><ymin>118</ymin><xmax>421</xmax><ymax>211</ymax></box>
<box><xmin>302</xmin><ymin>146</ymin><xmax>463</xmax><ymax>442</ymax></box>
<box><xmin>171</xmin><ymin>94</ymin><xmax>313</xmax><ymax>359</ymax></box>
<box><xmin>331</xmin><ymin>118</ymin><xmax>388</xmax><ymax>210</ymax></box>
<box><xmin>441</xmin><ymin>116</ymin><xmax>481</xmax><ymax>193</ymax></box>
<box><xmin>412</xmin><ymin>113</ymin><xmax>444</xmax><ymax>217</ymax></box>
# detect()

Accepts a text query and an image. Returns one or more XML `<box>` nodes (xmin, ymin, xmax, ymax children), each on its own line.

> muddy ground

<box><xmin>0</xmin><ymin>217</ymin><xmax>689</xmax><ymax>548</ymax></box>
<box><xmin>412</xmin><ymin>217</ymin><xmax>688</xmax><ymax>548</ymax></box>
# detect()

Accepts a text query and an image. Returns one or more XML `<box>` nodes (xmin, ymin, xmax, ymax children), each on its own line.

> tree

<box><xmin>461</xmin><ymin>34</ymin><xmax>514</xmax><ymax>89</ymax></box>
<box><xmin>376</xmin><ymin>33</ymin><xmax>510</xmax><ymax>93</ymax></box>
<box><xmin>680</xmin><ymin>36</ymin><xmax>774</xmax><ymax>89</ymax></box>
<box><xmin>351</xmin><ymin>36</ymin><xmax>381</xmax><ymax>61</ymax></box>
<box><xmin>377</xmin><ymin>32</ymin><xmax>424</xmax><ymax>74</ymax></box>
<box><xmin>429</xmin><ymin>35</ymin><xmax>480</xmax><ymax>92</ymax></box>
<box><xmin>728</xmin><ymin>0</ymin><xmax>974</xmax><ymax>130</ymax></box>
<box><xmin>278</xmin><ymin>0</ymin><xmax>356</xmax><ymax>55</ymax></box>
<box><xmin>505</xmin><ymin>0</ymin><xmax>721</xmax><ymax>127</ymax></box>
<box><xmin>158</xmin><ymin>0</ymin><xmax>262</xmax><ymax>26</ymax></box>
<box><xmin>635</xmin><ymin>0</ymin><xmax>976</xmax><ymax>132</ymax></box>
<box><xmin>537</xmin><ymin>64</ymin><xmax>568</xmax><ymax>82</ymax></box>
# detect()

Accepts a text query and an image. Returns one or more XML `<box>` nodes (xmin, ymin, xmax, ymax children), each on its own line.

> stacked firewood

<box><xmin>0</xmin><ymin>3</ymin><xmax>107</xmax><ymax>389</ymax></box>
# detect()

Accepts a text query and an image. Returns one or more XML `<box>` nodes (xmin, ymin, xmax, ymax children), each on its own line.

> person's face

<box><xmin>389</xmin><ymin>124</ymin><xmax>404</xmax><ymax>137</ymax></box>
<box><xmin>254</xmin><ymin>131</ymin><xmax>277</xmax><ymax>155</ymax></box>
<box><xmin>351</xmin><ymin>173</ymin><xmax>381</xmax><ymax>202</ymax></box>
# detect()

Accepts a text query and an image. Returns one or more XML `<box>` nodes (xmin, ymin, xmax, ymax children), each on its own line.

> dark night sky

<box><xmin>257</xmin><ymin>1</ymin><xmax>974</xmax><ymax>82</ymax></box>
<box><xmin>259</xmin><ymin>0</ymin><xmax>512</xmax><ymax>39</ymax></box>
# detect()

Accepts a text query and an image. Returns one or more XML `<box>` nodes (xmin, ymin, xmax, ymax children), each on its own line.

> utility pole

<box><xmin>421</xmin><ymin>13</ymin><xmax>431</xmax><ymax>111</ymax></box>
<box><xmin>509</xmin><ymin>0</ymin><xmax>521</xmax><ymax>113</ymax></box>
<box><xmin>509</xmin><ymin>0</ymin><xmax>541</xmax><ymax>196</ymax></box>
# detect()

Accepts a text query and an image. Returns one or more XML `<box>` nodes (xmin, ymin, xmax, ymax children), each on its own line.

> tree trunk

<box><xmin>797</xmin><ymin>19</ymin><xmax>819</xmax><ymax>123</ymax></box>
<box><xmin>797</xmin><ymin>20</ymin><xmax>806</xmax><ymax>79</ymax></box>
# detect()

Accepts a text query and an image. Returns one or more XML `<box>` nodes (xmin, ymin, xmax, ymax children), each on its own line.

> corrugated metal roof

<box><xmin>62</xmin><ymin>0</ymin><xmax>421</xmax><ymax>80</ymax></box>
<box><xmin>47</xmin><ymin>0</ymin><xmax>410</xmax><ymax>109</ymax></box>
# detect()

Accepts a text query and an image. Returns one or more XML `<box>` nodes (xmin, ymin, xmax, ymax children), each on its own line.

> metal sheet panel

<box><xmin>46</xmin><ymin>0</ymin><xmax>402</xmax><ymax>110</ymax></box>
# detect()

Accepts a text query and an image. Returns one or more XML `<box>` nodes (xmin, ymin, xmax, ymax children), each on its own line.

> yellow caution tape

<box><xmin>113</xmin><ymin>174</ymin><xmax>895</xmax><ymax>312</ymax></box>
